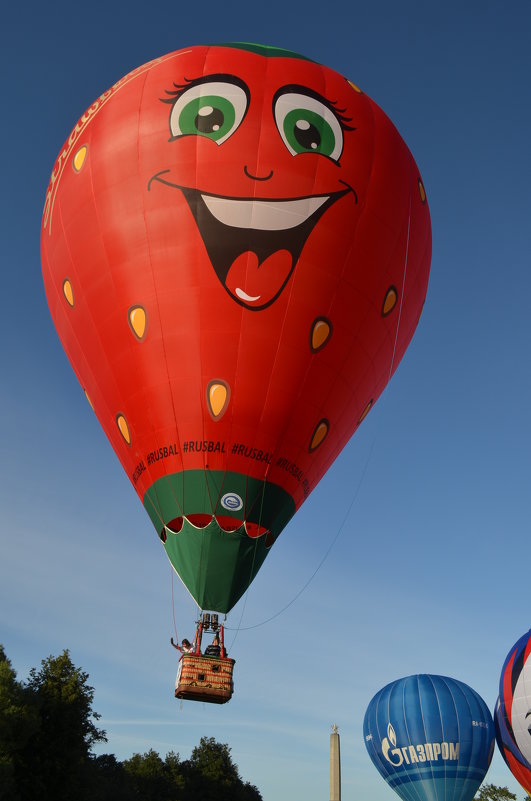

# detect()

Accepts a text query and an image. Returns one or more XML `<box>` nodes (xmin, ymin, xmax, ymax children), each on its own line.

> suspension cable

<box><xmin>225</xmin><ymin>437</ymin><xmax>376</xmax><ymax>633</ymax></box>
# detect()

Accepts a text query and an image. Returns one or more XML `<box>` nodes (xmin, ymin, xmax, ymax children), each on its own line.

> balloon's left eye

<box><xmin>169</xmin><ymin>81</ymin><xmax>248</xmax><ymax>145</ymax></box>
<box><xmin>274</xmin><ymin>91</ymin><xmax>344</xmax><ymax>161</ymax></box>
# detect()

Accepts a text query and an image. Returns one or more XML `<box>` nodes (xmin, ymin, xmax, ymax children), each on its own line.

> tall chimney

<box><xmin>330</xmin><ymin>723</ymin><xmax>341</xmax><ymax>801</ymax></box>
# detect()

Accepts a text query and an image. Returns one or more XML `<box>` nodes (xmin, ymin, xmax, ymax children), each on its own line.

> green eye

<box><xmin>282</xmin><ymin>109</ymin><xmax>337</xmax><ymax>156</ymax></box>
<box><xmin>275</xmin><ymin>91</ymin><xmax>344</xmax><ymax>161</ymax></box>
<box><xmin>177</xmin><ymin>95</ymin><xmax>235</xmax><ymax>141</ymax></box>
<box><xmin>170</xmin><ymin>81</ymin><xmax>248</xmax><ymax>145</ymax></box>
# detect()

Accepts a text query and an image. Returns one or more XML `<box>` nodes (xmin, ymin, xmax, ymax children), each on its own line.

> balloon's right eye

<box><xmin>169</xmin><ymin>81</ymin><xmax>248</xmax><ymax>145</ymax></box>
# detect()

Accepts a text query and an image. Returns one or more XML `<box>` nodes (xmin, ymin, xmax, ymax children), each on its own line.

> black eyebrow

<box><xmin>525</xmin><ymin>710</ymin><xmax>531</xmax><ymax>719</ymax></box>
<box><xmin>161</xmin><ymin>74</ymin><xmax>250</xmax><ymax>105</ymax></box>
<box><xmin>272</xmin><ymin>84</ymin><xmax>355</xmax><ymax>130</ymax></box>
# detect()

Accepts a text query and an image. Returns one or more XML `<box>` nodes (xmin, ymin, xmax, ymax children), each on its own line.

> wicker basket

<box><xmin>175</xmin><ymin>653</ymin><xmax>235</xmax><ymax>704</ymax></box>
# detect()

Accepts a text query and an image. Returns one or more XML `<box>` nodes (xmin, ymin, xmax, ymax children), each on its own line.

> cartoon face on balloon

<box><xmin>146</xmin><ymin>49</ymin><xmax>369</xmax><ymax>310</ymax></box>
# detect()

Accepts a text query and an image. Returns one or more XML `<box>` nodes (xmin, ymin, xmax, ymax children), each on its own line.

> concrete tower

<box><xmin>330</xmin><ymin>723</ymin><xmax>341</xmax><ymax>801</ymax></box>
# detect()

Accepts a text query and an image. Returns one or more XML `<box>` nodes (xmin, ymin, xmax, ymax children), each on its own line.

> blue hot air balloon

<box><xmin>363</xmin><ymin>674</ymin><xmax>495</xmax><ymax>801</ymax></box>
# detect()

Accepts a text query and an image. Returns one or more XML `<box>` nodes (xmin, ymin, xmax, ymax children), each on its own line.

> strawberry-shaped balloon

<box><xmin>41</xmin><ymin>44</ymin><xmax>431</xmax><ymax>613</ymax></box>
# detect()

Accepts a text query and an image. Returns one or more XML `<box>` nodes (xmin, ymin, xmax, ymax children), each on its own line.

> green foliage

<box><xmin>18</xmin><ymin>649</ymin><xmax>107</xmax><ymax>801</ymax></box>
<box><xmin>0</xmin><ymin>645</ymin><xmax>37</xmax><ymax>801</ymax></box>
<box><xmin>123</xmin><ymin>748</ymin><xmax>182</xmax><ymax>800</ymax></box>
<box><xmin>87</xmin><ymin>754</ymin><xmax>130</xmax><ymax>801</ymax></box>
<box><xmin>185</xmin><ymin>736</ymin><xmax>262</xmax><ymax>801</ymax></box>
<box><xmin>475</xmin><ymin>784</ymin><xmax>518</xmax><ymax>801</ymax></box>
<box><xmin>0</xmin><ymin>644</ymin><xmax>262</xmax><ymax>801</ymax></box>
<box><xmin>190</xmin><ymin>736</ymin><xmax>241</xmax><ymax>784</ymax></box>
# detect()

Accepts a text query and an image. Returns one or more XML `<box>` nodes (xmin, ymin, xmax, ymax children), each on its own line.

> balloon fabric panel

<box><xmin>496</xmin><ymin>630</ymin><xmax>531</xmax><ymax>794</ymax></box>
<box><xmin>41</xmin><ymin>44</ymin><xmax>431</xmax><ymax>613</ymax></box>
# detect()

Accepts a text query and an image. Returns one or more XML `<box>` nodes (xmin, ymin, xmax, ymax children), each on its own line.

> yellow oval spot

<box><xmin>128</xmin><ymin>305</ymin><xmax>147</xmax><ymax>340</ymax></box>
<box><xmin>309</xmin><ymin>419</ymin><xmax>329</xmax><ymax>452</ymax></box>
<box><xmin>418</xmin><ymin>178</ymin><xmax>426</xmax><ymax>203</ymax></box>
<box><xmin>348</xmin><ymin>79</ymin><xmax>362</xmax><ymax>93</ymax></box>
<box><xmin>207</xmin><ymin>381</ymin><xmax>230</xmax><ymax>420</ymax></box>
<box><xmin>358</xmin><ymin>400</ymin><xmax>373</xmax><ymax>425</ymax></box>
<box><xmin>63</xmin><ymin>279</ymin><xmax>74</xmax><ymax>307</ymax></box>
<box><xmin>116</xmin><ymin>414</ymin><xmax>131</xmax><ymax>445</ymax></box>
<box><xmin>72</xmin><ymin>145</ymin><xmax>88</xmax><ymax>173</ymax></box>
<box><xmin>84</xmin><ymin>390</ymin><xmax>94</xmax><ymax>410</ymax></box>
<box><xmin>310</xmin><ymin>318</ymin><xmax>332</xmax><ymax>352</ymax></box>
<box><xmin>382</xmin><ymin>286</ymin><xmax>398</xmax><ymax>317</ymax></box>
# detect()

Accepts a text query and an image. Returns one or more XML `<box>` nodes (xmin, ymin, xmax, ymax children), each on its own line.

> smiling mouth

<box><xmin>149</xmin><ymin>172</ymin><xmax>351</xmax><ymax>309</ymax></box>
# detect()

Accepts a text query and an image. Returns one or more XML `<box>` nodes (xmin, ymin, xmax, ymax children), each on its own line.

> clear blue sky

<box><xmin>2</xmin><ymin>2</ymin><xmax>531</xmax><ymax>800</ymax></box>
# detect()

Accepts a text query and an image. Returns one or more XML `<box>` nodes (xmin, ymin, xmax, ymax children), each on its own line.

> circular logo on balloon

<box><xmin>221</xmin><ymin>492</ymin><xmax>243</xmax><ymax>511</ymax></box>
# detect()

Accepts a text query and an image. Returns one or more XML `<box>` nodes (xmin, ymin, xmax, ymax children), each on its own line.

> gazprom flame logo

<box><xmin>381</xmin><ymin>722</ymin><xmax>459</xmax><ymax>767</ymax></box>
<box><xmin>382</xmin><ymin>724</ymin><xmax>402</xmax><ymax>766</ymax></box>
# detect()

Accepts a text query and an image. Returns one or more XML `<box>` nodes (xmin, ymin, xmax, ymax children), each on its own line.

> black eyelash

<box><xmin>160</xmin><ymin>78</ymin><xmax>195</xmax><ymax>105</ymax></box>
<box><xmin>160</xmin><ymin>74</ymin><xmax>250</xmax><ymax>106</ymax></box>
<box><xmin>273</xmin><ymin>85</ymin><xmax>356</xmax><ymax>133</ymax></box>
<box><xmin>324</xmin><ymin>100</ymin><xmax>355</xmax><ymax>131</ymax></box>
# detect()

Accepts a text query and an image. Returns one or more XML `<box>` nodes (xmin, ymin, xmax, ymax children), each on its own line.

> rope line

<box><xmin>226</xmin><ymin>475</ymin><xmax>268</xmax><ymax>651</ymax></box>
<box><xmin>225</xmin><ymin>437</ymin><xmax>376</xmax><ymax>633</ymax></box>
<box><xmin>171</xmin><ymin>568</ymin><xmax>179</xmax><ymax>642</ymax></box>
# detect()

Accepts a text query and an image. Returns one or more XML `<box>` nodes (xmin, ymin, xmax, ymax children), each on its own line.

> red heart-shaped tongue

<box><xmin>224</xmin><ymin>250</ymin><xmax>293</xmax><ymax>308</ymax></box>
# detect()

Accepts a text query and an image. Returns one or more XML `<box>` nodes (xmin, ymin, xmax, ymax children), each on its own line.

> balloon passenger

<box><xmin>204</xmin><ymin>635</ymin><xmax>221</xmax><ymax>657</ymax></box>
<box><xmin>170</xmin><ymin>636</ymin><xmax>194</xmax><ymax>654</ymax></box>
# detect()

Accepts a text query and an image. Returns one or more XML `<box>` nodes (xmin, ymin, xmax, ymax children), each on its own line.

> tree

<box><xmin>123</xmin><ymin>748</ymin><xmax>178</xmax><ymax>801</ymax></box>
<box><xmin>189</xmin><ymin>736</ymin><xmax>241</xmax><ymax>784</ymax></box>
<box><xmin>88</xmin><ymin>753</ymin><xmax>131</xmax><ymax>801</ymax></box>
<box><xmin>17</xmin><ymin>649</ymin><xmax>107</xmax><ymax>801</ymax></box>
<box><xmin>183</xmin><ymin>737</ymin><xmax>262</xmax><ymax>801</ymax></box>
<box><xmin>475</xmin><ymin>784</ymin><xmax>517</xmax><ymax>801</ymax></box>
<box><xmin>0</xmin><ymin>646</ymin><xmax>37</xmax><ymax>801</ymax></box>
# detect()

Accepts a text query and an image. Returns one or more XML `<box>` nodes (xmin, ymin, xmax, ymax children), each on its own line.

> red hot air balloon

<box><xmin>41</xmin><ymin>43</ymin><xmax>431</xmax><ymax>617</ymax></box>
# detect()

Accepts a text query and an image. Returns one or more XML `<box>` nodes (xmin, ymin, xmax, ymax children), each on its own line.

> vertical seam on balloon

<box><xmin>402</xmin><ymin>676</ymin><xmax>420</xmax><ymax>799</ymax></box>
<box><xmin>459</xmin><ymin>679</ymin><xmax>475</xmax><ymax>801</ymax></box>
<box><xmin>387</xmin><ymin>157</ymin><xmax>412</xmax><ymax>384</ymax></box>
<box><xmin>239</xmin><ymin>54</ymin><xmax>286</xmax><ymax>537</ymax></box>
<box><xmin>56</xmin><ymin>135</ymin><xmax>166</xmax><ymax>529</ymax></box>
<box><xmin>271</xmin><ymin>86</ymin><xmax>377</xmax><ymax>500</ymax></box>
<box><xmin>431</xmin><ymin>674</ymin><xmax>445</xmax><ymax>801</ymax></box>
<box><xmin>445</xmin><ymin>677</ymin><xmax>460</xmax><ymax>801</ymax></box>
<box><xmin>418</xmin><ymin>675</ymin><xmax>438</xmax><ymax>801</ymax></box>
<box><xmin>407</xmin><ymin>676</ymin><xmax>428</xmax><ymax>801</ymax></box>
<box><xmin>302</xmin><ymin>94</ymin><xmax>379</xmax><ymax>489</ymax></box>
<box><xmin>137</xmin><ymin>66</ymin><xmax>186</xmax><ymax>528</ymax></box>
<box><xmin>236</xmin><ymin>51</ymin><xmax>277</xmax><ymax>497</ymax></box>
<box><xmin>439</xmin><ymin>676</ymin><xmax>453</xmax><ymax>801</ymax></box>
<box><xmin>249</xmin><ymin>61</ymin><xmax>330</xmax><ymax>503</ymax></box>
<box><xmin>215</xmin><ymin>54</ymin><xmax>274</xmax><ymax>558</ymax></box>
<box><xmin>195</xmin><ymin>46</ymin><xmax>214</xmax><ymax>609</ymax></box>
<box><xmin>198</xmin><ymin>45</ymin><xmax>225</xmax><ymax>520</ymax></box>
<box><xmin>134</xmin><ymin>69</ymin><xmax>174</xmax><ymax>530</ymax></box>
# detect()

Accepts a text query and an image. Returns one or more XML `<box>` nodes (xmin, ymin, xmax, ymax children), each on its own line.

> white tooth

<box><xmin>235</xmin><ymin>288</ymin><xmax>261</xmax><ymax>302</ymax></box>
<box><xmin>202</xmin><ymin>195</ymin><xmax>329</xmax><ymax>230</ymax></box>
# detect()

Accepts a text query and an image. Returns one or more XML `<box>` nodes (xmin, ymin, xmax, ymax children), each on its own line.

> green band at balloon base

<box><xmin>143</xmin><ymin>469</ymin><xmax>295</xmax><ymax>613</ymax></box>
